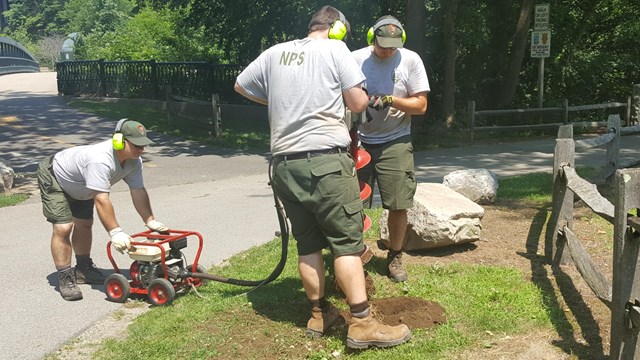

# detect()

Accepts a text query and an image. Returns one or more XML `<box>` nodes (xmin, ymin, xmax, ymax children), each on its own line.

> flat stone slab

<box><xmin>380</xmin><ymin>182</ymin><xmax>485</xmax><ymax>251</ymax></box>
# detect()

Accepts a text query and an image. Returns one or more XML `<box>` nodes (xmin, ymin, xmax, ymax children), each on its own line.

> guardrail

<box><xmin>0</xmin><ymin>36</ymin><xmax>39</xmax><ymax>75</ymax></box>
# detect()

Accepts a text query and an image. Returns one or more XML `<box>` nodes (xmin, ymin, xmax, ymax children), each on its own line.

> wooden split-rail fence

<box><xmin>547</xmin><ymin>114</ymin><xmax>640</xmax><ymax>359</ymax></box>
<box><xmin>165</xmin><ymin>85</ymin><xmax>221</xmax><ymax>138</ymax></box>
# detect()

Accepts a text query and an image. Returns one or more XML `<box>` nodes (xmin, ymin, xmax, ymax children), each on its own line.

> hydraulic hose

<box><xmin>184</xmin><ymin>157</ymin><xmax>289</xmax><ymax>291</ymax></box>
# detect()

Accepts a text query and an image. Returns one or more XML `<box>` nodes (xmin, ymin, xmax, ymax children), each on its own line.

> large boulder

<box><xmin>380</xmin><ymin>183</ymin><xmax>484</xmax><ymax>251</ymax></box>
<box><xmin>0</xmin><ymin>160</ymin><xmax>14</xmax><ymax>193</ymax></box>
<box><xmin>443</xmin><ymin>168</ymin><xmax>498</xmax><ymax>204</ymax></box>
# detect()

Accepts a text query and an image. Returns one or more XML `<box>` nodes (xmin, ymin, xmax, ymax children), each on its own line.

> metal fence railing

<box><xmin>56</xmin><ymin>60</ymin><xmax>245</xmax><ymax>104</ymax></box>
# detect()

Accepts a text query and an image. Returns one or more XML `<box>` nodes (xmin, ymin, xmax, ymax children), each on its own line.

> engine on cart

<box><xmin>130</xmin><ymin>236</ymin><xmax>189</xmax><ymax>287</ymax></box>
<box><xmin>104</xmin><ymin>230</ymin><xmax>208</xmax><ymax>306</ymax></box>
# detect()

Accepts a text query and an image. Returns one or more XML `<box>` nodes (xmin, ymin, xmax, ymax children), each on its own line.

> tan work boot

<box><xmin>306</xmin><ymin>304</ymin><xmax>340</xmax><ymax>338</ymax></box>
<box><xmin>346</xmin><ymin>310</ymin><xmax>412</xmax><ymax>349</ymax></box>
<box><xmin>387</xmin><ymin>252</ymin><xmax>408</xmax><ymax>282</ymax></box>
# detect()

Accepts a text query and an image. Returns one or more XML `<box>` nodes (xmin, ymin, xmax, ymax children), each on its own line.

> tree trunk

<box><xmin>497</xmin><ymin>0</ymin><xmax>534</xmax><ymax>109</ymax></box>
<box><xmin>442</xmin><ymin>0</ymin><xmax>458</xmax><ymax>128</ymax></box>
<box><xmin>404</xmin><ymin>0</ymin><xmax>426</xmax><ymax>130</ymax></box>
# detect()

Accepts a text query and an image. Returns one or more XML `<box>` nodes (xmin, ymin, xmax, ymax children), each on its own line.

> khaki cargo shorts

<box><xmin>37</xmin><ymin>155</ymin><xmax>94</xmax><ymax>223</ymax></box>
<box><xmin>272</xmin><ymin>152</ymin><xmax>365</xmax><ymax>256</ymax></box>
<box><xmin>359</xmin><ymin>135</ymin><xmax>417</xmax><ymax>210</ymax></box>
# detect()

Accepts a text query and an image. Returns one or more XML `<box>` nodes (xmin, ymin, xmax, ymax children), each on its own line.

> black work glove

<box><xmin>367</xmin><ymin>95</ymin><xmax>393</xmax><ymax>111</ymax></box>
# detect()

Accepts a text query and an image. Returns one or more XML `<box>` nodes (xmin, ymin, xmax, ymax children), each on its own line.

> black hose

<box><xmin>185</xmin><ymin>157</ymin><xmax>289</xmax><ymax>291</ymax></box>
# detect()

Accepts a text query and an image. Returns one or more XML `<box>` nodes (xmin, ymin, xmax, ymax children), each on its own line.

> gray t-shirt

<box><xmin>52</xmin><ymin>140</ymin><xmax>144</xmax><ymax>200</ymax></box>
<box><xmin>352</xmin><ymin>47</ymin><xmax>430</xmax><ymax>144</ymax></box>
<box><xmin>236</xmin><ymin>38</ymin><xmax>366</xmax><ymax>155</ymax></box>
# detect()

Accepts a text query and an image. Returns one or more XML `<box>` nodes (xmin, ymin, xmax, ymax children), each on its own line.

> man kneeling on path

<box><xmin>37</xmin><ymin>119</ymin><xmax>169</xmax><ymax>301</ymax></box>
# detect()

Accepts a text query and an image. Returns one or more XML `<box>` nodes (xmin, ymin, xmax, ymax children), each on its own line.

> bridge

<box><xmin>0</xmin><ymin>36</ymin><xmax>39</xmax><ymax>75</ymax></box>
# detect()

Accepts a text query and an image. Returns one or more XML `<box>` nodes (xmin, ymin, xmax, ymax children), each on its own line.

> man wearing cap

<box><xmin>352</xmin><ymin>15</ymin><xmax>430</xmax><ymax>282</ymax></box>
<box><xmin>36</xmin><ymin>119</ymin><xmax>169</xmax><ymax>301</ymax></box>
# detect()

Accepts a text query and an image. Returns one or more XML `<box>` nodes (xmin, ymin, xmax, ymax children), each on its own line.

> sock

<box><xmin>75</xmin><ymin>254</ymin><xmax>92</xmax><ymax>266</ymax></box>
<box><xmin>309</xmin><ymin>297</ymin><xmax>328</xmax><ymax>311</ymax></box>
<box><xmin>56</xmin><ymin>265</ymin><xmax>72</xmax><ymax>273</ymax></box>
<box><xmin>388</xmin><ymin>249</ymin><xmax>402</xmax><ymax>259</ymax></box>
<box><xmin>349</xmin><ymin>301</ymin><xmax>370</xmax><ymax>318</ymax></box>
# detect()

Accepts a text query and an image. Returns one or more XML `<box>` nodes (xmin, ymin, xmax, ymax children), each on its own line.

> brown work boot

<box><xmin>387</xmin><ymin>252</ymin><xmax>408</xmax><ymax>282</ymax></box>
<box><xmin>346</xmin><ymin>310</ymin><xmax>412</xmax><ymax>349</ymax></box>
<box><xmin>58</xmin><ymin>268</ymin><xmax>83</xmax><ymax>301</ymax></box>
<box><xmin>306</xmin><ymin>304</ymin><xmax>341</xmax><ymax>338</ymax></box>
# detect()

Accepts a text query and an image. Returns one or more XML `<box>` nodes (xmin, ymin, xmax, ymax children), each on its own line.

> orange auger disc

<box><xmin>355</xmin><ymin>149</ymin><xmax>371</xmax><ymax>170</ymax></box>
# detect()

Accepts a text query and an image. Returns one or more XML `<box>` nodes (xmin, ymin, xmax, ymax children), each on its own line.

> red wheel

<box><xmin>147</xmin><ymin>278</ymin><xmax>175</xmax><ymax>306</ymax></box>
<box><xmin>104</xmin><ymin>273</ymin><xmax>130</xmax><ymax>303</ymax></box>
<box><xmin>187</xmin><ymin>264</ymin><xmax>209</xmax><ymax>287</ymax></box>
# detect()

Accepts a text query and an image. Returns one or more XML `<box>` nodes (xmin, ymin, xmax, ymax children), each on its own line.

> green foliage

<box><xmin>59</xmin><ymin>0</ymin><xmax>135</xmax><ymax>37</ymax></box>
<box><xmin>3</xmin><ymin>0</ymin><xmax>639</xmax><ymax>131</ymax></box>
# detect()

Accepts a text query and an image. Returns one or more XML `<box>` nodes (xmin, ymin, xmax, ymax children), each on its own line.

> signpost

<box><xmin>531</xmin><ymin>3</ymin><xmax>550</xmax><ymax>108</ymax></box>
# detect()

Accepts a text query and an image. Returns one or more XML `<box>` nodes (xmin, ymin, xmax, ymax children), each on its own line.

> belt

<box><xmin>275</xmin><ymin>147</ymin><xmax>347</xmax><ymax>161</ymax></box>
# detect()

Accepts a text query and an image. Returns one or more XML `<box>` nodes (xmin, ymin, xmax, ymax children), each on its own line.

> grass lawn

<box><xmin>45</xmin><ymin>171</ymin><xmax>596</xmax><ymax>360</ymax></box>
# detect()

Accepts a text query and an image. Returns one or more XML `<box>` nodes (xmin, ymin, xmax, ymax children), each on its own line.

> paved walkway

<box><xmin>0</xmin><ymin>72</ymin><xmax>638</xmax><ymax>360</ymax></box>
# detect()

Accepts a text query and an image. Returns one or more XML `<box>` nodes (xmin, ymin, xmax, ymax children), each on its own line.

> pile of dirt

<box><xmin>369</xmin><ymin>296</ymin><xmax>447</xmax><ymax>330</ymax></box>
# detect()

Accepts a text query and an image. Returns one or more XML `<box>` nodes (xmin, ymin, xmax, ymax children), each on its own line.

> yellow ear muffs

<box><xmin>112</xmin><ymin>118</ymin><xmax>129</xmax><ymax>150</ymax></box>
<box><xmin>366</xmin><ymin>17</ymin><xmax>406</xmax><ymax>46</ymax></box>
<box><xmin>328</xmin><ymin>11</ymin><xmax>348</xmax><ymax>41</ymax></box>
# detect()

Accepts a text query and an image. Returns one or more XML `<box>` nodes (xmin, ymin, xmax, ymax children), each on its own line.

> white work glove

<box><xmin>146</xmin><ymin>219</ymin><xmax>170</xmax><ymax>233</ymax></box>
<box><xmin>109</xmin><ymin>227</ymin><xmax>133</xmax><ymax>254</ymax></box>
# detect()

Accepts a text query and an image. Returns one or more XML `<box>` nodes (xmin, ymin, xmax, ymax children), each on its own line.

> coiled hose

<box><xmin>184</xmin><ymin>157</ymin><xmax>289</xmax><ymax>291</ymax></box>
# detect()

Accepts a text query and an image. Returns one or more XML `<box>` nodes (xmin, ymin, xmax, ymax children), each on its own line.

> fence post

<box><xmin>98</xmin><ymin>59</ymin><xmax>105</xmax><ymax>97</ymax></box>
<box><xmin>632</xmin><ymin>84</ymin><xmax>640</xmax><ymax>125</ymax></box>
<box><xmin>151</xmin><ymin>59</ymin><xmax>158</xmax><ymax>100</ymax></box>
<box><xmin>211</xmin><ymin>94</ymin><xmax>221</xmax><ymax>138</ymax></box>
<box><xmin>605</xmin><ymin>115</ymin><xmax>621</xmax><ymax>184</ymax></box>
<box><xmin>610</xmin><ymin>168</ymin><xmax>640</xmax><ymax>359</ymax></box>
<box><xmin>546</xmin><ymin>124</ymin><xmax>574</xmax><ymax>265</ymax></box>
<box><xmin>468</xmin><ymin>100</ymin><xmax>475</xmax><ymax>143</ymax></box>
<box><xmin>563</xmin><ymin>99</ymin><xmax>569</xmax><ymax>124</ymax></box>
<box><xmin>165</xmin><ymin>85</ymin><xmax>175</xmax><ymax>127</ymax></box>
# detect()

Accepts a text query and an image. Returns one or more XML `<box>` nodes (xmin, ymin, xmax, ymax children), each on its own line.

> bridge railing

<box><xmin>0</xmin><ymin>36</ymin><xmax>39</xmax><ymax>75</ymax></box>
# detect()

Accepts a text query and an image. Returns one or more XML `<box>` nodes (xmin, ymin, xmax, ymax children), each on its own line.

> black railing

<box><xmin>56</xmin><ymin>60</ymin><xmax>245</xmax><ymax>104</ymax></box>
<box><xmin>0</xmin><ymin>36</ymin><xmax>40</xmax><ymax>75</ymax></box>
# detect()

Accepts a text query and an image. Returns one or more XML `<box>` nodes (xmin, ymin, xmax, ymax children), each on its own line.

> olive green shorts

<box><xmin>37</xmin><ymin>155</ymin><xmax>94</xmax><ymax>224</ymax></box>
<box><xmin>359</xmin><ymin>135</ymin><xmax>417</xmax><ymax>210</ymax></box>
<box><xmin>272</xmin><ymin>152</ymin><xmax>365</xmax><ymax>256</ymax></box>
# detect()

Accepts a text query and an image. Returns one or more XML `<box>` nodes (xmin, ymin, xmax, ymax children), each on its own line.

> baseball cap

<box><xmin>375</xmin><ymin>23</ymin><xmax>404</xmax><ymax>49</ymax></box>
<box><xmin>121</xmin><ymin>120</ymin><xmax>154</xmax><ymax>146</ymax></box>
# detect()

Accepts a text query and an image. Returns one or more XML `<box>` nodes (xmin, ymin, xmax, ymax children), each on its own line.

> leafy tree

<box><xmin>59</xmin><ymin>0</ymin><xmax>135</xmax><ymax>37</ymax></box>
<box><xmin>36</xmin><ymin>34</ymin><xmax>66</xmax><ymax>69</ymax></box>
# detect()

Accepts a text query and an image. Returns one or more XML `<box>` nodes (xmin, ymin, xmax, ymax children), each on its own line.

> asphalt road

<box><xmin>0</xmin><ymin>72</ymin><xmax>638</xmax><ymax>360</ymax></box>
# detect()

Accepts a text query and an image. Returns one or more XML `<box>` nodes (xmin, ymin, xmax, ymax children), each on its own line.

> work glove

<box><xmin>146</xmin><ymin>219</ymin><xmax>170</xmax><ymax>233</ymax></box>
<box><xmin>109</xmin><ymin>227</ymin><xmax>133</xmax><ymax>254</ymax></box>
<box><xmin>367</xmin><ymin>95</ymin><xmax>393</xmax><ymax>111</ymax></box>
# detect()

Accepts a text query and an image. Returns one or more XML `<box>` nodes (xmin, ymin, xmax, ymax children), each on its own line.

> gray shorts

<box><xmin>359</xmin><ymin>135</ymin><xmax>417</xmax><ymax>210</ymax></box>
<box><xmin>272</xmin><ymin>152</ymin><xmax>365</xmax><ymax>256</ymax></box>
<box><xmin>37</xmin><ymin>155</ymin><xmax>94</xmax><ymax>224</ymax></box>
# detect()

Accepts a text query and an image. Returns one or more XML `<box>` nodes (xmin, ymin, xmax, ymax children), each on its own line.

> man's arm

<box><xmin>94</xmin><ymin>191</ymin><xmax>120</xmax><ymax>232</ymax></box>
<box><xmin>343</xmin><ymin>84</ymin><xmax>368</xmax><ymax>113</ymax></box>
<box><xmin>379</xmin><ymin>92</ymin><xmax>428</xmax><ymax>115</ymax></box>
<box><xmin>130</xmin><ymin>188</ymin><xmax>154</xmax><ymax>224</ymax></box>
<box><xmin>234</xmin><ymin>82</ymin><xmax>268</xmax><ymax>106</ymax></box>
